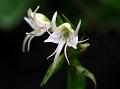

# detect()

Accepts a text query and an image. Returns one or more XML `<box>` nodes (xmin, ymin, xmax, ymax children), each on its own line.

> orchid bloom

<box><xmin>22</xmin><ymin>6</ymin><xmax>51</xmax><ymax>52</ymax></box>
<box><xmin>44</xmin><ymin>12</ymin><xmax>88</xmax><ymax>65</ymax></box>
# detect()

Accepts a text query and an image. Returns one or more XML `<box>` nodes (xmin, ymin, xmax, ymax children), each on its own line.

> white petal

<box><xmin>67</xmin><ymin>20</ymin><xmax>81</xmax><ymax>49</ymax></box>
<box><xmin>28</xmin><ymin>8</ymin><xmax>33</xmax><ymax>18</ymax></box>
<box><xmin>67</xmin><ymin>35</ymin><xmax>78</xmax><ymax>49</ymax></box>
<box><xmin>74</xmin><ymin>19</ymin><xmax>81</xmax><ymax>36</ymax></box>
<box><xmin>33</xmin><ymin>6</ymin><xmax>40</xmax><ymax>19</ymax></box>
<box><xmin>24</xmin><ymin>17</ymin><xmax>35</xmax><ymax>29</ymax></box>
<box><xmin>44</xmin><ymin>30</ymin><xmax>61</xmax><ymax>44</ymax></box>
<box><xmin>34</xmin><ymin>6</ymin><xmax>40</xmax><ymax>14</ymax></box>
<box><xmin>53</xmin><ymin>40</ymin><xmax>65</xmax><ymax>63</ymax></box>
<box><xmin>27</xmin><ymin>35</ymin><xmax>35</xmax><ymax>52</ymax></box>
<box><xmin>47</xmin><ymin>48</ymin><xmax>57</xmax><ymax>59</ymax></box>
<box><xmin>64</xmin><ymin>40</ymin><xmax>70</xmax><ymax>65</ymax></box>
<box><xmin>22</xmin><ymin>30</ymin><xmax>46</xmax><ymax>52</ymax></box>
<box><xmin>22</xmin><ymin>34</ymin><xmax>31</xmax><ymax>52</ymax></box>
<box><xmin>33</xmin><ymin>13</ymin><xmax>51</xmax><ymax>30</ymax></box>
<box><xmin>78</xmin><ymin>38</ymin><xmax>89</xmax><ymax>43</ymax></box>
<box><xmin>51</xmin><ymin>11</ymin><xmax>57</xmax><ymax>32</ymax></box>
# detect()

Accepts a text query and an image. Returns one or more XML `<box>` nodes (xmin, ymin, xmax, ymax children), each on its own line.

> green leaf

<box><xmin>62</xmin><ymin>14</ymin><xmax>75</xmax><ymax>29</ymax></box>
<box><xmin>40</xmin><ymin>54</ymin><xmax>64</xmax><ymax>86</ymax></box>
<box><xmin>67</xmin><ymin>59</ymin><xmax>86</xmax><ymax>89</ymax></box>
<box><xmin>56</xmin><ymin>15</ymin><xmax>64</xmax><ymax>26</ymax></box>
<box><xmin>76</xmin><ymin>66</ymin><xmax>97</xmax><ymax>89</ymax></box>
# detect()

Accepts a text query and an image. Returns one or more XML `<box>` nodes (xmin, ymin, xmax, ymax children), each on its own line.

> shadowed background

<box><xmin>0</xmin><ymin>0</ymin><xmax>120</xmax><ymax>89</ymax></box>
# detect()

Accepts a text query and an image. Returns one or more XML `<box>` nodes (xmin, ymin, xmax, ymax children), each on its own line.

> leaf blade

<box><xmin>40</xmin><ymin>54</ymin><xmax>64</xmax><ymax>86</ymax></box>
<box><xmin>76</xmin><ymin>66</ymin><xmax>97</xmax><ymax>89</ymax></box>
<box><xmin>67</xmin><ymin>59</ymin><xmax>86</xmax><ymax>89</ymax></box>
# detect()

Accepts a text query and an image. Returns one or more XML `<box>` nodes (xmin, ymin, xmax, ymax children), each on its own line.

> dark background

<box><xmin>0</xmin><ymin>0</ymin><xmax>120</xmax><ymax>89</ymax></box>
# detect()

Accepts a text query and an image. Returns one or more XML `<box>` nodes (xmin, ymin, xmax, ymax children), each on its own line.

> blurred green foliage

<box><xmin>0</xmin><ymin>0</ymin><xmax>30</xmax><ymax>30</ymax></box>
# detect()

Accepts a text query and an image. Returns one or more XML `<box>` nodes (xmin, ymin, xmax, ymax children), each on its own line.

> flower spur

<box><xmin>22</xmin><ymin>6</ymin><xmax>51</xmax><ymax>52</ymax></box>
<box><xmin>44</xmin><ymin>12</ymin><xmax>88</xmax><ymax>65</ymax></box>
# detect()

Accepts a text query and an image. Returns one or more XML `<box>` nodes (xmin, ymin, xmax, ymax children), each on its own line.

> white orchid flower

<box><xmin>22</xmin><ymin>6</ymin><xmax>51</xmax><ymax>52</ymax></box>
<box><xmin>44</xmin><ymin>12</ymin><xmax>88</xmax><ymax>65</ymax></box>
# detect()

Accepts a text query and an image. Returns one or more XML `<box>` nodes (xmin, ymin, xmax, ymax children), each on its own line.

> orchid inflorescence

<box><xmin>22</xmin><ymin>6</ymin><xmax>88</xmax><ymax>65</ymax></box>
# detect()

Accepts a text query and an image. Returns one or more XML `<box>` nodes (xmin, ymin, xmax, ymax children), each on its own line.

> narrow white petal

<box><xmin>34</xmin><ymin>6</ymin><xmax>40</xmax><ymax>14</ymax></box>
<box><xmin>24</xmin><ymin>17</ymin><xmax>35</xmax><ymax>29</ymax></box>
<box><xmin>53</xmin><ymin>40</ymin><xmax>65</xmax><ymax>63</ymax></box>
<box><xmin>78</xmin><ymin>38</ymin><xmax>89</xmax><ymax>43</ymax></box>
<box><xmin>47</xmin><ymin>48</ymin><xmax>57</xmax><ymax>59</ymax></box>
<box><xmin>33</xmin><ymin>6</ymin><xmax>40</xmax><ymax>22</ymax></box>
<box><xmin>22</xmin><ymin>34</ymin><xmax>31</xmax><ymax>52</ymax></box>
<box><xmin>27</xmin><ymin>35</ymin><xmax>35</xmax><ymax>52</ymax></box>
<box><xmin>74</xmin><ymin>19</ymin><xmax>81</xmax><ymax>35</ymax></box>
<box><xmin>51</xmin><ymin>11</ymin><xmax>57</xmax><ymax>32</ymax></box>
<box><xmin>64</xmin><ymin>40</ymin><xmax>70</xmax><ymax>65</ymax></box>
